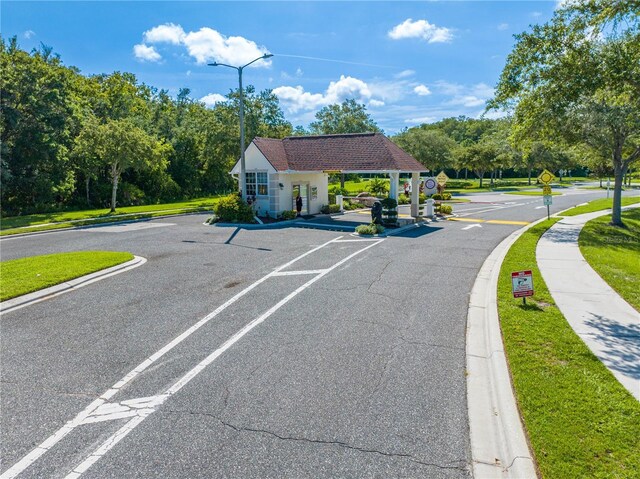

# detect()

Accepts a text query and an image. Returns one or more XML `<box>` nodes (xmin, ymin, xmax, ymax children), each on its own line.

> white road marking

<box><xmin>2</xmin><ymin>235</ymin><xmax>384</xmax><ymax>479</ymax></box>
<box><xmin>333</xmin><ymin>238</ymin><xmax>381</xmax><ymax>242</ymax></box>
<box><xmin>535</xmin><ymin>206</ymin><xmax>546</xmax><ymax>210</ymax></box>
<box><xmin>81</xmin><ymin>223</ymin><xmax>175</xmax><ymax>233</ymax></box>
<box><xmin>272</xmin><ymin>269</ymin><xmax>328</xmax><ymax>276</ymax></box>
<box><xmin>462</xmin><ymin>224</ymin><xmax>482</xmax><ymax>230</ymax></box>
<box><xmin>64</xmin><ymin>238</ymin><xmax>384</xmax><ymax>478</ymax></box>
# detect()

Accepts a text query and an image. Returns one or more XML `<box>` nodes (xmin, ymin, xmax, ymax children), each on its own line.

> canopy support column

<box><xmin>389</xmin><ymin>172</ymin><xmax>399</xmax><ymax>201</ymax></box>
<box><xmin>411</xmin><ymin>172</ymin><xmax>420</xmax><ymax>217</ymax></box>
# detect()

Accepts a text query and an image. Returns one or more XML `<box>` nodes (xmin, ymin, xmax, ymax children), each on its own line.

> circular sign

<box><xmin>425</xmin><ymin>178</ymin><xmax>437</xmax><ymax>189</ymax></box>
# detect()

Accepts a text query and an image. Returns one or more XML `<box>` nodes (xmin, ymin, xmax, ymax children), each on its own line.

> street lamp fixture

<box><xmin>208</xmin><ymin>53</ymin><xmax>273</xmax><ymax>202</ymax></box>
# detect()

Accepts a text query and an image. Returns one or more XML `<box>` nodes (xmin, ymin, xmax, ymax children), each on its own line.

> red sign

<box><xmin>511</xmin><ymin>270</ymin><xmax>534</xmax><ymax>298</ymax></box>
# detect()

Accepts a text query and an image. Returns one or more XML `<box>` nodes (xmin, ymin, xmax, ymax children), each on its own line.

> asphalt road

<box><xmin>0</xmin><ymin>187</ymin><xmax>630</xmax><ymax>478</ymax></box>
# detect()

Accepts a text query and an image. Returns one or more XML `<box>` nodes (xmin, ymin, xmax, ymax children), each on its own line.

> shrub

<box><xmin>442</xmin><ymin>193</ymin><xmax>452</xmax><ymax>200</ymax></box>
<box><xmin>369</xmin><ymin>178</ymin><xmax>389</xmax><ymax>196</ymax></box>
<box><xmin>320</xmin><ymin>204</ymin><xmax>341</xmax><ymax>214</ymax></box>
<box><xmin>343</xmin><ymin>199</ymin><xmax>359</xmax><ymax>210</ymax></box>
<box><xmin>432</xmin><ymin>193</ymin><xmax>443</xmax><ymax>201</ymax></box>
<box><xmin>355</xmin><ymin>223</ymin><xmax>385</xmax><ymax>235</ymax></box>
<box><xmin>398</xmin><ymin>194</ymin><xmax>409</xmax><ymax>205</ymax></box>
<box><xmin>439</xmin><ymin>204</ymin><xmax>453</xmax><ymax>215</ymax></box>
<box><xmin>329</xmin><ymin>186</ymin><xmax>349</xmax><ymax>196</ymax></box>
<box><xmin>380</xmin><ymin>197</ymin><xmax>398</xmax><ymax>209</ymax></box>
<box><xmin>419</xmin><ymin>193</ymin><xmax>427</xmax><ymax>204</ymax></box>
<box><xmin>280</xmin><ymin>210</ymin><xmax>297</xmax><ymax>220</ymax></box>
<box><xmin>215</xmin><ymin>193</ymin><xmax>255</xmax><ymax>223</ymax></box>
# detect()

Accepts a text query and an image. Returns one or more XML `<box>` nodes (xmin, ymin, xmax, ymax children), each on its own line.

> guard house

<box><xmin>230</xmin><ymin>132</ymin><xmax>426</xmax><ymax>218</ymax></box>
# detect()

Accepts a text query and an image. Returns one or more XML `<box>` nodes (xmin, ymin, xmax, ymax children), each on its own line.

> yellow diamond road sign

<box><xmin>542</xmin><ymin>185</ymin><xmax>552</xmax><ymax>195</ymax></box>
<box><xmin>436</xmin><ymin>171</ymin><xmax>449</xmax><ymax>186</ymax></box>
<box><xmin>537</xmin><ymin>169</ymin><xmax>555</xmax><ymax>185</ymax></box>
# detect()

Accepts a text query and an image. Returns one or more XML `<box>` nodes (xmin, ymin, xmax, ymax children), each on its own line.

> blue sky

<box><xmin>3</xmin><ymin>1</ymin><xmax>561</xmax><ymax>133</ymax></box>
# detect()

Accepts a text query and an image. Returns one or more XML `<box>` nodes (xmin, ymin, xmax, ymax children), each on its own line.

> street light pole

<box><xmin>208</xmin><ymin>53</ymin><xmax>273</xmax><ymax>202</ymax></box>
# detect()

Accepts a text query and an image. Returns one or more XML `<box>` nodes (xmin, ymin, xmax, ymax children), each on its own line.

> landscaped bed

<box><xmin>0</xmin><ymin>251</ymin><xmax>134</xmax><ymax>301</ymax></box>
<box><xmin>498</xmin><ymin>219</ymin><xmax>639</xmax><ymax>478</ymax></box>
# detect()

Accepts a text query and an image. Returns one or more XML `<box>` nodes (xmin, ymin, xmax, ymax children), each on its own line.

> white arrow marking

<box><xmin>462</xmin><ymin>224</ymin><xmax>482</xmax><ymax>230</ymax></box>
<box><xmin>535</xmin><ymin>206</ymin><xmax>546</xmax><ymax>209</ymax></box>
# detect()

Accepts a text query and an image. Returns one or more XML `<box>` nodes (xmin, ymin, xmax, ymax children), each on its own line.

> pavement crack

<box><xmin>218</xmin><ymin>419</ymin><xmax>467</xmax><ymax>471</ymax></box>
<box><xmin>369</xmin><ymin>342</ymin><xmax>402</xmax><ymax>398</ymax></box>
<box><xmin>162</xmin><ymin>410</ymin><xmax>467</xmax><ymax>471</ymax></box>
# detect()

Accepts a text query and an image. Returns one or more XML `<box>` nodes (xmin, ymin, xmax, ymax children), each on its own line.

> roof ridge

<box><xmin>284</xmin><ymin>132</ymin><xmax>378</xmax><ymax>140</ymax></box>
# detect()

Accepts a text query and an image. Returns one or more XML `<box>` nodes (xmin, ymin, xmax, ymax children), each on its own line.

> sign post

<box><xmin>537</xmin><ymin>169</ymin><xmax>556</xmax><ymax>220</ymax></box>
<box><xmin>511</xmin><ymin>270</ymin><xmax>534</xmax><ymax>305</ymax></box>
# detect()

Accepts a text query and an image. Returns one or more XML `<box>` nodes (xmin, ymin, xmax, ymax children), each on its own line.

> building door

<box><xmin>292</xmin><ymin>183</ymin><xmax>309</xmax><ymax>215</ymax></box>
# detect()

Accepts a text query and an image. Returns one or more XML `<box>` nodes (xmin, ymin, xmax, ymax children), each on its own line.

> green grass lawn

<box><xmin>561</xmin><ymin>197</ymin><xmax>640</xmax><ymax>216</ymax></box>
<box><xmin>498</xmin><ymin>219</ymin><xmax>640</xmax><ymax>478</ymax></box>
<box><xmin>1</xmin><ymin>196</ymin><xmax>222</xmax><ymax>231</ymax></box>
<box><xmin>0</xmin><ymin>251</ymin><xmax>134</xmax><ymax>301</ymax></box>
<box><xmin>578</xmin><ymin>208</ymin><xmax>640</xmax><ymax>311</ymax></box>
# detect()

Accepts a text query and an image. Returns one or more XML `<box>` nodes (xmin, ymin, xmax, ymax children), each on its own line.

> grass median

<box><xmin>579</xmin><ymin>207</ymin><xmax>640</xmax><ymax>311</ymax></box>
<box><xmin>561</xmin><ymin>197</ymin><xmax>640</xmax><ymax>216</ymax></box>
<box><xmin>0</xmin><ymin>251</ymin><xmax>134</xmax><ymax>301</ymax></box>
<box><xmin>498</xmin><ymin>219</ymin><xmax>640</xmax><ymax>478</ymax></box>
<box><xmin>0</xmin><ymin>196</ymin><xmax>222</xmax><ymax>235</ymax></box>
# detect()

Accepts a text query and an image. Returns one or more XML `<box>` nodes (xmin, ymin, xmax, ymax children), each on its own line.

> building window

<box><xmin>245</xmin><ymin>171</ymin><xmax>268</xmax><ymax>196</ymax></box>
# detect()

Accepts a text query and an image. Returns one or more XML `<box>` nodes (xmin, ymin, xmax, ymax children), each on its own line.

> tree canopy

<box><xmin>489</xmin><ymin>0</ymin><xmax>640</xmax><ymax>225</ymax></box>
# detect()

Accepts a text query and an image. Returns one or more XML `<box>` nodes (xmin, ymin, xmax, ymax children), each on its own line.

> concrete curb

<box><xmin>466</xmin><ymin>218</ymin><xmax>546</xmax><ymax>479</ymax></box>
<box><xmin>0</xmin><ymin>255</ymin><xmax>147</xmax><ymax>315</ymax></box>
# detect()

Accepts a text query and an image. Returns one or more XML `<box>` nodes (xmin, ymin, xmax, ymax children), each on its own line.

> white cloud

<box><xmin>497</xmin><ymin>23</ymin><xmax>509</xmax><ymax>31</ymax></box>
<box><xmin>274</xmin><ymin>75</ymin><xmax>378</xmax><ymax>114</ymax></box>
<box><xmin>133</xmin><ymin>44</ymin><xmax>162</xmax><ymax>62</ymax></box>
<box><xmin>388</xmin><ymin>18</ymin><xmax>453</xmax><ymax>43</ymax></box>
<box><xmin>394</xmin><ymin>69</ymin><xmax>415</xmax><ymax>79</ymax></box>
<box><xmin>295</xmin><ymin>68</ymin><xmax>303</xmax><ymax>77</ymax></box>
<box><xmin>139</xmin><ymin>23</ymin><xmax>271</xmax><ymax>67</ymax></box>
<box><xmin>531</xmin><ymin>11</ymin><xmax>542</xmax><ymax>18</ymax></box>
<box><xmin>272</xmin><ymin>86</ymin><xmax>326</xmax><ymax>112</ymax></box>
<box><xmin>405</xmin><ymin>116</ymin><xmax>436</xmax><ymax>125</ymax></box>
<box><xmin>143</xmin><ymin>23</ymin><xmax>185</xmax><ymax>44</ymax></box>
<box><xmin>23</xmin><ymin>30</ymin><xmax>35</xmax><ymax>39</ymax></box>
<box><xmin>449</xmin><ymin>95</ymin><xmax>486</xmax><ymax>107</ymax></box>
<box><xmin>434</xmin><ymin>81</ymin><xmax>494</xmax><ymax>108</ymax></box>
<box><xmin>200</xmin><ymin>93</ymin><xmax>227</xmax><ymax>107</ymax></box>
<box><xmin>414</xmin><ymin>84</ymin><xmax>432</xmax><ymax>96</ymax></box>
<box><xmin>369</xmin><ymin>99</ymin><xmax>385</xmax><ymax>107</ymax></box>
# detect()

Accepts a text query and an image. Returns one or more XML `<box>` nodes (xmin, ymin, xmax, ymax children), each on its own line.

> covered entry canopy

<box><xmin>230</xmin><ymin>132</ymin><xmax>427</xmax><ymax>217</ymax></box>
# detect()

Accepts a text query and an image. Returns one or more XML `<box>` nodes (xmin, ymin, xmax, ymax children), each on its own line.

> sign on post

<box><xmin>543</xmin><ymin>195</ymin><xmax>553</xmax><ymax>206</ymax></box>
<box><xmin>512</xmin><ymin>270</ymin><xmax>534</xmax><ymax>300</ymax></box>
<box><xmin>537</xmin><ymin>169</ymin><xmax>555</xmax><ymax>185</ymax></box>
<box><xmin>542</xmin><ymin>185</ymin><xmax>552</xmax><ymax>195</ymax></box>
<box><xmin>436</xmin><ymin>171</ymin><xmax>449</xmax><ymax>186</ymax></box>
<box><xmin>423</xmin><ymin>177</ymin><xmax>437</xmax><ymax>195</ymax></box>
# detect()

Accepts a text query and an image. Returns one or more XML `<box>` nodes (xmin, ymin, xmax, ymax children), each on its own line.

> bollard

<box><xmin>426</xmin><ymin>198</ymin><xmax>434</xmax><ymax>218</ymax></box>
<box><xmin>336</xmin><ymin>194</ymin><xmax>344</xmax><ymax>212</ymax></box>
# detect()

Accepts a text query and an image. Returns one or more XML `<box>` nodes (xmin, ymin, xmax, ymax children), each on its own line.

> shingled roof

<box><xmin>251</xmin><ymin>132</ymin><xmax>425</xmax><ymax>172</ymax></box>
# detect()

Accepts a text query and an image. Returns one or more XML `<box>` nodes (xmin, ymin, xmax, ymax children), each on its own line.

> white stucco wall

<box><xmin>277</xmin><ymin>173</ymin><xmax>329</xmax><ymax>216</ymax></box>
<box><xmin>230</xmin><ymin>143</ymin><xmax>330</xmax><ymax>217</ymax></box>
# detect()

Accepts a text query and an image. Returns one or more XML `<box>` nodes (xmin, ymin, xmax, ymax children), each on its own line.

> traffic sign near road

<box><xmin>511</xmin><ymin>270</ymin><xmax>534</xmax><ymax>298</ymax></box>
<box><xmin>542</xmin><ymin>185</ymin><xmax>552</xmax><ymax>195</ymax></box>
<box><xmin>543</xmin><ymin>195</ymin><xmax>553</xmax><ymax>206</ymax></box>
<box><xmin>537</xmin><ymin>169</ymin><xmax>555</xmax><ymax>185</ymax></box>
<box><xmin>436</xmin><ymin>171</ymin><xmax>449</xmax><ymax>186</ymax></box>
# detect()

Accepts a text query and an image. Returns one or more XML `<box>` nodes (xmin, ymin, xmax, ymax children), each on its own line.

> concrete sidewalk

<box><xmin>537</xmin><ymin>208</ymin><xmax>640</xmax><ymax>400</ymax></box>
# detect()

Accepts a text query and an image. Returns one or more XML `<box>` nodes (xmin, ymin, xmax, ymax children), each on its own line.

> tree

<box><xmin>309</xmin><ymin>99</ymin><xmax>381</xmax><ymax>134</ymax></box>
<box><xmin>73</xmin><ymin>119</ymin><xmax>171</xmax><ymax>212</ymax></box>
<box><xmin>393</xmin><ymin>129</ymin><xmax>456</xmax><ymax>172</ymax></box>
<box><xmin>456</xmin><ymin>142</ymin><xmax>500</xmax><ymax>188</ymax></box>
<box><xmin>369</xmin><ymin>178</ymin><xmax>389</xmax><ymax>196</ymax></box>
<box><xmin>489</xmin><ymin>0</ymin><xmax>640</xmax><ymax>226</ymax></box>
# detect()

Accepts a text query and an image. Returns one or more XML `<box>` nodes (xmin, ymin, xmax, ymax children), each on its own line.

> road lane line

<box><xmin>1</xmin><ymin>236</ymin><xmax>344</xmax><ymax>479</ymax></box>
<box><xmin>272</xmin><ymin>269</ymin><xmax>328</xmax><ymax>276</ymax></box>
<box><xmin>64</xmin><ymin>238</ymin><xmax>385</xmax><ymax>478</ymax></box>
